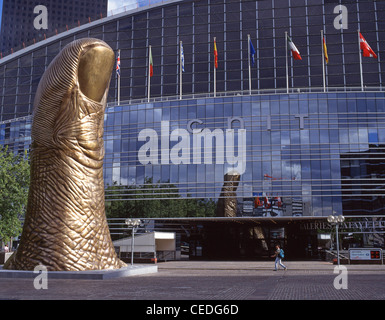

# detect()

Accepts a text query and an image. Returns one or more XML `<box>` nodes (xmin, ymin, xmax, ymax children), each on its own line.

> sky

<box><xmin>108</xmin><ymin>0</ymin><xmax>138</xmax><ymax>12</ymax></box>
<box><xmin>108</xmin><ymin>0</ymin><xmax>164</xmax><ymax>12</ymax></box>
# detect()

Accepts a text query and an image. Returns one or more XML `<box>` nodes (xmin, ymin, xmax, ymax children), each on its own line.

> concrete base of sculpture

<box><xmin>0</xmin><ymin>264</ymin><xmax>157</xmax><ymax>280</ymax></box>
<box><xmin>0</xmin><ymin>253</ymin><xmax>12</xmax><ymax>265</ymax></box>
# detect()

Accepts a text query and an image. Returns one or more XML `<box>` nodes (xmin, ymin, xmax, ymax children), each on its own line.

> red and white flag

<box><xmin>359</xmin><ymin>32</ymin><xmax>377</xmax><ymax>59</ymax></box>
<box><xmin>116</xmin><ymin>50</ymin><xmax>121</xmax><ymax>76</ymax></box>
<box><xmin>264</xmin><ymin>197</ymin><xmax>271</xmax><ymax>209</ymax></box>
<box><xmin>149</xmin><ymin>46</ymin><xmax>154</xmax><ymax>77</ymax></box>
<box><xmin>287</xmin><ymin>35</ymin><xmax>302</xmax><ymax>60</ymax></box>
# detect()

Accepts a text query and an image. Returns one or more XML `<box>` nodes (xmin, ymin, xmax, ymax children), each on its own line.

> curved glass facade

<box><xmin>2</xmin><ymin>91</ymin><xmax>385</xmax><ymax>218</ymax></box>
<box><xmin>1</xmin><ymin>0</ymin><xmax>385</xmax><ymax>121</ymax></box>
<box><xmin>1</xmin><ymin>0</ymin><xmax>385</xmax><ymax>220</ymax></box>
<box><xmin>102</xmin><ymin>90</ymin><xmax>385</xmax><ymax>217</ymax></box>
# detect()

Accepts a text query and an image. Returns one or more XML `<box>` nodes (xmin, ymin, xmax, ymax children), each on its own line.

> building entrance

<box><xmin>108</xmin><ymin>216</ymin><xmax>385</xmax><ymax>261</ymax></box>
<box><xmin>186</xmin><ymin>217</ymin><xmax>327</xmax><ymax>261</ymax></box>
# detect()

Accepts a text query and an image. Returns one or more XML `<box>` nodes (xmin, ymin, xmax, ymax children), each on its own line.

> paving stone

<box><xmin>0</xmin><ymin>261</ymin><xmax>384</xmax><ymax>300</ymax></box>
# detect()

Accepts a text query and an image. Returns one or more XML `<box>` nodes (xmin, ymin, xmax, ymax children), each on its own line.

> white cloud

<box><xmin>108</xmin><ymin>0</ymin><xmax>138</xmax><ymax>12</ymax></box>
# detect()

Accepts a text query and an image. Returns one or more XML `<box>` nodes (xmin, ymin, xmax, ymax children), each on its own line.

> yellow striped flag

<box><xmin>214</xmin><ymin>38</ymin><xmax>218</xmax><ymax>69</ymax></box>
<box><xmin>323</xmin><ymin>36</ymin><xmax>329</xmax><ymax>64</ymax></box>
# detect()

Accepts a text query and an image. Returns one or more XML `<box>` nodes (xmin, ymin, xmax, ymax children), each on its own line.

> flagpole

<box><xmin>321</xmin><ymin>31</ymin><xmax>326</xmax><ymax>93</ymax></box>
<box><xmin>180</xmin><ymin>41</ymin><xmax>183</xmax><ymax>100</ymax></box>
<box><xmin>285</xmin><ymin>31</ymin><xmax>289</xmax><ymax>94</ymax></box>
<box><xmin>117</xmin><ymin>49</ymin><xmax>121</xmax><ymax>105</ymax></box>
<box><xmin>214</xmin><ymin>37</ymin><xmax>217</xmax><ymax>97</ymax></box>
<box><xmin>358</xmin><ymin>30</ymin><xmax>364</xmax><ymax>91</ymax></box>
<box><xmin>248</xmin><ymin>34</ymin><xmax>251</xmax><ymax>95</ymax></box>
<box><xmin>148</xmin><ymin>45</ymin><xmax>151</xmax><ymax>102</ymax></box>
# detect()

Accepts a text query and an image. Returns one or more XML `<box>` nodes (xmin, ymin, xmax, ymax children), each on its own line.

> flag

<box><xmin>255</xmin><ymin>197</ymin><xmax>261</xmax><ymax>208</ymax></box>
<box><xmin>249</xmin><ymin>38</ymin><xmax>256</xmax><ymax>67</ymax></box>
<box><xmin>287</xmin><ymin>35</ymin><xmax>302</xmax><ymax>60</ymax></box>
<box><xmin>149</xmin><ymin>46</ymin><xmax>153</xmax><ymax>77</ymax></box>
<box><xmin>181</xmin><ymin>42</ymin><xmax>185</xmax><ymax>72</ymax></box>
<box><xmin>214</xmin><ymin>38</ymin><xmax>218</xmax><ymax>69</ymax></box>
<box><xmin>116</xmin><ymin>50</ymin><xmax>121</xmax><ymax>76</ymax></box>
<box><xmin>359</xmin><ymin>32</ymin><xmax>377</xmax><ymax>59</ymax></box>
<box><xmin>323</xmin><ymin>36</ymin><xmax>329</xmax><ymax>64</ymax></box>
<box><xmin>264</xmin><ymin>197</ymin><xmax>271</xmax><ymax>209</ymax></box>
<box><xmin>276</xmin><ymin>197</ymin><xmax>282</xmax><ymax>208</ymax></box>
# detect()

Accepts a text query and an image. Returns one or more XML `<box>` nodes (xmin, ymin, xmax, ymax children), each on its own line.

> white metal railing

<box><xmin>325</xmin><ymin>249</ymin><xmax>349</xmax><ymax>261</ymax></box>
<box><xmin>107</xmin><ymin>86</ymin><xmax>385</xmax><ymax>108</ymax></box>
<box><xmin>1</xmin><ymin>87</ymin><xmax>384</xmax><ymax>126</ymax></box>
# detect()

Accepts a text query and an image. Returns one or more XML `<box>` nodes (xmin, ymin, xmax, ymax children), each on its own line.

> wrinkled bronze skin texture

<box><xmin>216</xmin><ymin>172</ymin><xmax>240</xmax><ymax>217</ymax></box>
<box><xmin>4</xmin><ymin>38</ymin><xmax>126</xmax><ymax>271</ymax></box>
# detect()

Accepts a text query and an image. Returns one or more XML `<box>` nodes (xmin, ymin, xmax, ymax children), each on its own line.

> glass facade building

<box><xmin>1</xmin><ymin>0</ymin><xmax>385</xmax><ymax>221</ymax></box>
<box><xmin>1</xmin><ymin>0</ymin><xmax>385</xmax><ymax>121</ymax></box>
<box><xmin>2</xmin><ymin>91</ymin><xmax>385</xmax><ymax>218</ymax></box>
<box><xmin>0</xmin><ymin>0</ymin><xmax>108</xmax><ymax>54</ymax></box>
<box><xmin>103</xmin><ymin>91</ymin><xmax>385</xmax><ymax>217</ymax></box>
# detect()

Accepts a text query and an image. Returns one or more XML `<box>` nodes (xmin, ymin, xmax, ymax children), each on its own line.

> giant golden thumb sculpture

<box><xmin>4</xmin><ymin>38</ymin><xmax>126</xmax><ymax>271</ymax></box>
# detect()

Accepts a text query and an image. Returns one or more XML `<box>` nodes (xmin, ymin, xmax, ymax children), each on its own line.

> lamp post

<box><xmin>327</xmin><ymin>215</ymin><xmax>345</xmax><ymax>266</ymax></box>
<box><xmin>125</xmin><ymin>218</ymin><xmax>141</xmax><ymax>266</ymax></box>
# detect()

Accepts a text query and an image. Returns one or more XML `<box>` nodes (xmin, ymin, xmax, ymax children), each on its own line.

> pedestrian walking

<box><xmin>271</xmin><ymin>243</ymin><xmax>287</xmax><ymax>271</ymax></box>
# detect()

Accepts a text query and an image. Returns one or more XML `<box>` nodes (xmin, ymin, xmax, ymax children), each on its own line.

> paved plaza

<box><xmin>0</xmin><ymin>260</ymin><xmax>385</xmax><ymax>302</ymax></box>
